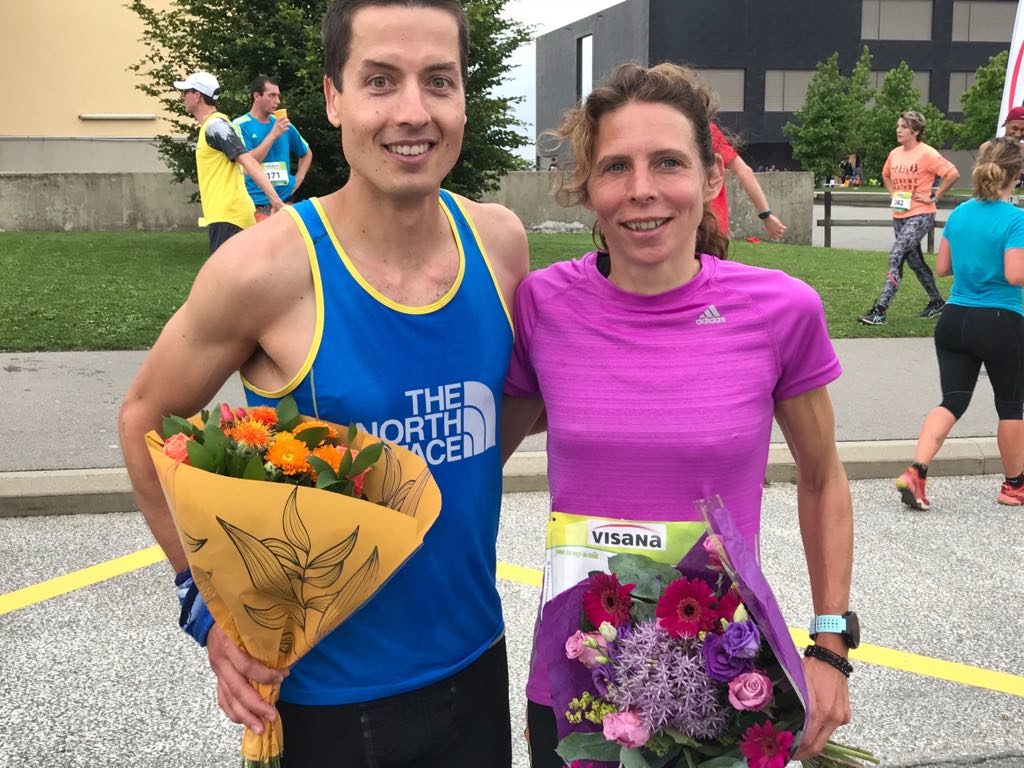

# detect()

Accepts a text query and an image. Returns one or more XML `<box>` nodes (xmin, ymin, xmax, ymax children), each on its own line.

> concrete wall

<box><xmin>0</xmin><ymin>173</ymin><xmax>199</xmax><ymax>232</ymax></box>
<box><xmin>0</xmin><ymin>138</ymin><xmax>169</xmax><ymax>174</ymax></box>
<box><xmin>1</xmin><ymin>171</ymin><xmax>812</xmax><ymax>242</ymax></box>
<box><xmin>483</xmin><ymin>171</ymin><xmax>814</xmax><ymax>244</ymax></box>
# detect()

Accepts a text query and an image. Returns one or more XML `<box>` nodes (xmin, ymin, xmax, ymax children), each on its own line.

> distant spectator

<box><xmin>548</xmin><ymin>156</ymin><xmax>559</xmax><ymax>172</ymax></box>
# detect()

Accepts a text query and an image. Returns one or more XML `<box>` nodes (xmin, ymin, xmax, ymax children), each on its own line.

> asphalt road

<box><xmin>2</xmin><ymin>477</ymin><xmax>1023</xmax><ymax>767</ymax></box>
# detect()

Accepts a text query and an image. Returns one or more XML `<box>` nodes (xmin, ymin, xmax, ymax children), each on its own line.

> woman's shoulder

<box><xmin>711</xmin><ymin>258</ymin><xmax>822</xmax><ymax>310</ymax></box>
<box><xmin>520</xmin><ymin>253</ymin><xmax>594</xmax><ymax>297</ymax></box>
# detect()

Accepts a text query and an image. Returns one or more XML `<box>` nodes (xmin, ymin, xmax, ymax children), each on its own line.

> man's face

<box><xmin>323</xmin><ymin>5</ymin><xmax>466</xmax><ymax>200</ymax></box>
<box><xmin>254</xmin><ymin>83</ymin><xmax>281</xmax><ymax>115</ymax></box>
<box><xmin>1005</xmin><ymin>120</ymin><xmax>1024</xmax><ymax>141</ymax></box>
<box><xmin>180</xmin><ymin>89</ymin><xmax>200</xmax><ymax>118</ymax></box>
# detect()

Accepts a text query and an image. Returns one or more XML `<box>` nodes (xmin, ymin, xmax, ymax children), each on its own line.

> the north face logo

<box><xmin>696</xmin><ymin>304</ymin><xmax>727</xmax><ymax>325</ymax></box>
<box><xmin>358</xmin><ymin>381</ymin><xmax>496</xmax><ymax>466</ymax></box>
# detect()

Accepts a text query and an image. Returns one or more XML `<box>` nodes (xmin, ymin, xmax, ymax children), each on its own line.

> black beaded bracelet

<box><xmin>804</xmin><ymin>644</ymin><xmax>853</xmax><ymax>678</ymax></box>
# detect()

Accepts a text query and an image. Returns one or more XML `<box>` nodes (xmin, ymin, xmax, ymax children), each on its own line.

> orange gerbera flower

<box><xmin>247</xmin><ymin>406</ymin><xmax>279</xmax><ymax>428</ymax></box>
<box><xmin>294</xmin><ymin>419</ymin><xmax>339</xmax><ymax>442</ymax></box>
<box><xmin>229</xmin><ymin>418</ymin><xmax>272</xmax><ymax>450</ymax></box>
<box><xmin>266</xmin><ymin>435</ymin><xmax>310</xmax><ymax>476</ymax></box>
<box><xmin>311</xmin><ymin>444</ymin><xmax>343</xmax><ymax>475</ymax></box>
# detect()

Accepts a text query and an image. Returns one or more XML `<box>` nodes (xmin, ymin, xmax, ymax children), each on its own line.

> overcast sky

<box><xmin>496</xmin><ymin>0</ymin><xmax>622</xmax><ymax>161</ymax></box>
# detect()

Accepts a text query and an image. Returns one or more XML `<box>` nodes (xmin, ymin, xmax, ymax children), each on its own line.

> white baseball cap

<box><xmin>173</xmin><ymin>71</ymin><xmax>220</xmax><ymax>99</ymax></box>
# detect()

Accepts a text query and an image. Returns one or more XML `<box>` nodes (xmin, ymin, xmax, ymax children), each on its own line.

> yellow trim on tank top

<box><xmin>310</xmin><ymin>197</ymin><xmax>465</xmax><ymax>315</ymax></box>
<box><xmin>240</xmin><ymin>205</ymin><xmax>325</xmax><ymax>399</ymax></box>
<box><xmin>447</xmin><ymin>194</ymin><xmax>514</xmax><ymax>334</ymax></box>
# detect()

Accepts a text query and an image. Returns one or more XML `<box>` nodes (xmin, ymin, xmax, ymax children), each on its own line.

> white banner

<box><xmin>998</xmin><ymin>0</ymin><xmax>1024</xmax><ymax>135</ymax></box>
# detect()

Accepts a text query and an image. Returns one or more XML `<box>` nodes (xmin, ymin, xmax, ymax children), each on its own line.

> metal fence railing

<box><xmin>815</xmin><ymin>190</ymin><xmax>973</xmax><ymax>250</ymax></box>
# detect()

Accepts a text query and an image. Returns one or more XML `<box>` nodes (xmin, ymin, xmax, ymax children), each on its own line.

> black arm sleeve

<box><xmin>205</xmin><ymin>118</ymin><xmax>248</xmax><ymax>161</ymax></box>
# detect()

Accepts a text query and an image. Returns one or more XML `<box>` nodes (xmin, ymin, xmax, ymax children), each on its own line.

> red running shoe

<box><xmin>997</xmin><ymin>481</ymin><xmax>1024</xmax><ymax>505</ymax></box>
<box><xmin>895</xmin><ymin>468</ymin><xmax>930</xmax><ymax>510</ymax></box>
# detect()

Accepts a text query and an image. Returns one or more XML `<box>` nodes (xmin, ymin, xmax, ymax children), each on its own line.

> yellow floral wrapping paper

<box><xmin>146</xmin><ymin>423</ymin><xmax>441</xmax><ymax>765</ymax></box>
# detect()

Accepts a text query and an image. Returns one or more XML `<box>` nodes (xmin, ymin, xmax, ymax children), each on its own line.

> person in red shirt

<box><xmin>709</xmin><ymin>123</ymin><xmax>787</xmax><ymax>240</ymax></box>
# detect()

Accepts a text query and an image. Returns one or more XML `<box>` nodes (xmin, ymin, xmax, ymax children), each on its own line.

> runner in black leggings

<box><xmin>896</xmin><ymin>137</ymin><xmax>1024</xmax><ymax>510</ymax></box>
<box><xmin>859</xmin><ymin>111</ymin><xmax>960</xmax><ymax>326</ymax></box>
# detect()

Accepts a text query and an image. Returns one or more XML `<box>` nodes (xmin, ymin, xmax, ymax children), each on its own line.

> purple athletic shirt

<box><xmin>504</xmin><ymin>251</ymin><xmax>842</xmax><ymax>706</ymax></box>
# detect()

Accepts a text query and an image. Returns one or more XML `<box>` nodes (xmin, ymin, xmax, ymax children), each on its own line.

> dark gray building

<box><xmin>536</xmin><ymin>0</ymin><xmax>1016</xmax><ymax>168</ymax></box>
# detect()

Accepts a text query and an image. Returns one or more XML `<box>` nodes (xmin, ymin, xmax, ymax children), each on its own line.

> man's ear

<box><xmin>705</xmin><ymin>154</ymin><xmax>725</xmax><ymax>203</ymax></box>
<box><xmin>324</xmin><ymin>75</ymin><xmax>342</xmax><ymax>128</ymax></box>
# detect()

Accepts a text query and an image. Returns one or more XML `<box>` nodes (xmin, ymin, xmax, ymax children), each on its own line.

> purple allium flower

<box><xmin>608</xmin><ymin>621</ymin><xmax>729</xmax><ymax>740</ymax></box>
<box><xmin>703</xmin><ymin>632</ymin><xmax>755</xmax><ymax>683</ymax></box>
<box><xmin>722</xmin><ymin>620</ymin><xmax>761</xmax><ymax>659</ymax></box>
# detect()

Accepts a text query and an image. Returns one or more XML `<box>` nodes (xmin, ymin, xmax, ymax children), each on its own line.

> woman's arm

<box><xmin>1004</xmin><ymin>247</ymin><xmax>1024</xmax><ymax>285</ymax></box>
<box><xmin>936</xmin><ymin>237</ymin><xmax>953</xmax><ymax>277</ymax></box>
<box><xmin>774</xmin><ymin>386</ymin><xmax>853</xmax><ymax>760</ymax></box>
<box><xmin>501</xmin><ymin>395</ymin><xmax>544</xmax><ymax>464</ymax></box>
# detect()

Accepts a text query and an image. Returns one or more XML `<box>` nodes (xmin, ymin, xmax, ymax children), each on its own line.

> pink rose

<box><xmin>728</xmin><ymin>671</ymin><xmax>774</xmax><ymax>711</ymax></box>
<box><xmin>219</xmin><ymin>403</ymin><xmax>246</xmax><ymax>424</ymax></box>
<box><xmin>163</xmin><ymin>432</ymin><xmax>193</xmax><ymax>464</ymax></box>
<box><xmin>564</xmin><ymin>630</ymin><xmax>607</xmax><ymax>668</ymax></box>
<box><xmin>703</xmin><ymin>534</ymin><xmax>724</xmax><ymax>571</ymax></box>
<box><xmin>602</xmin><ymin>710</ymin><xmax>650</xmax><ymax>748</ymax></box>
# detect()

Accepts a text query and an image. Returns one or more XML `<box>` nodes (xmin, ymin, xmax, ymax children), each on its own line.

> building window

<box><xmin>700</xmin><ymin>69</ymin><xmax>745</xmax><ymax>112</ymax></box>
<box><xmin>576</xmin><ymin>35</ymin><xmax>593</xmax><ymax>103</ymax></box>
<box><xmin>870</xmin><ymin>69</ymin><xmax>932</xmax><ymax>101</ymax></box>
<box><xmin>948</xmin><ymin>71</ymin><xmax>977</xmax><ymax>111</ymax></box>
<box><xmin>862</xmin><ymin>0</ymin><xmax>933</xmax><ymax>40</ymax></box>
<box><xmin>952</xmin><ymin>1</ymin><xmax>1015</xmax><ymax>42</ymax></box>
<box><xmin>764</xmin><ymin>70</ymin><xmax>814</xmax><ymax>112</ymax></box>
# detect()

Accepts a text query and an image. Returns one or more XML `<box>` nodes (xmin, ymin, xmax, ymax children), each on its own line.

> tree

<box><xmin>783</xmin><ymin>54</ymin><xmax>851</xmax><ymax>183</ymax></box>
<box><xmin>954</xmin><ymin>50</ymin><xmax>1008</xmax><ymax>149</ymax></box>
<box><xmin>128</xmin><ymin>0</ymin><xmax>532</xmax><ymax>201</ymax></box>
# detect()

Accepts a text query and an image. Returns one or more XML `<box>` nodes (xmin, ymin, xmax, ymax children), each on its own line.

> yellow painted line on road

<box><xmin>3</xmin><ymin>550</ymin><xmax>1022</xmax><ymax>699</ymax></box>
<box><xmin>0</xmin><ymin>545</ymin><xmax>164</xmax><ymax>616</ymax></box>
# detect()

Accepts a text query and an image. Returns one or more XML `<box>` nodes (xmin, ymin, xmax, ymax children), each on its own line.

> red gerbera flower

<box><xmin>582</xmin><ymin>572</ymin><xmax>634</xmax><ymax>627</ymax></box>
<box><xmin>739</xmin><ymin>721</ymin><xmax>794</xmax><ymax>768</ymax></box>
<box><xmin>655</xmin><ymin>577</ymin><xmax>718</xmax><ymax>637</ymax></box>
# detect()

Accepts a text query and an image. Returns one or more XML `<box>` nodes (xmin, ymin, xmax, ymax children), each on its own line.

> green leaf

<box><xmin>555</xmin><ymin>732</ymin><xmax>622</xmax><ymax>763</ymax></box>
<box><xmin>276</xmin><ymin>395</ymin><xmax>301</xmax><ymax>431</ymax></box>
<box><xmin>203</xmin><ymin>421</ymin><xmax>229</xmax><ymax>473</ymax></box>
<box><xmin>293</xmin><ymin>426</ymin><xmax>329</xmax><ymax>450</ymax></box>
<box><xmin>630</xmin><ymin>600</ymin><xmax>657</xmax><ymax>625</ymax></box>
<box><xmin>308</xmin><ymin>456</ymin><xmax>338</xmax><ymax>486</ymax></box>
<box><xmin>347</xmin><ymin>422</ymin><xmax>357</xmax><ymax>446</ymax></box>
<box><xmin>207</xmin><ymin>405</ymin><xmax>221</xmax><ymax>429</ymax></box>
<box><xmin>609</xmin><ymin>553</ymin><xmax>681</xmax><ymax>602</ymax></box>
<box><xmin>620</xmin><ymin>746</ymin><xmax>653</xmax><ymax>768</ymax></box>
<box><xmin>242</xmin><ymin>453</ymin><xmax>266</xmax><ymax>481</ymax></box>
<box><xmin>696</xmin><ymin>757</ymin><xmax>746</xmax><ymax>768</ymax></box>
<box><xmin>347</xmin><ymin>440</ymin><xmax>383</xmax><ymax>478</ymax></box>
<box><xmin>339</xmin><ymin>449</ymin><xmax>353</xmax><ymax>478</ymax></box>
<box><xmin>184</xmin><ymin>440</ymin><xmax>216</xmax><ymax>472</ymax></box>
<box><xmin>162</xmin><ymin>415</ymin><xmax>195</xmax><ymax>439</ymax></box>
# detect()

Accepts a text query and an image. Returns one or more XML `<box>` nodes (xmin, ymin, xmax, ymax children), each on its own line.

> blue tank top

<box><xmin>243</xmin><ymin>192</ymin><xmax>512</xmax><ymax>704</ymax></box>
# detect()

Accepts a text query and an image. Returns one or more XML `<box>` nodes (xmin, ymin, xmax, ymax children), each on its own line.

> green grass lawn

<box><xmin>0</xmin><ymin>231</ymin><xmax>949</xmax><ymax>351</ymax></box>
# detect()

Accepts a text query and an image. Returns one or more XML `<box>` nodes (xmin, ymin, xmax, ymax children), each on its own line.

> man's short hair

<box><xmin>321</xmin><ymin>0</ymin><xmax>469</xmax><ymax>91</ymax></box>
<box><xmin>249</xmin><ymin>75</ymin><xmax>280</xmax><ymax>98</ymax></box>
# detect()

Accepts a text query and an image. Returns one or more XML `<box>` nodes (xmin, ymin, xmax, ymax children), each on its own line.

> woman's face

<box><xmin>584</xmin><ymin>100</ymin><xmax>723</xmax><ymax>282</ymax></box>
<box><xmin>896</xmin><ymin>118</ymin><xmax>919</xmax><ymax>146</ymax></box>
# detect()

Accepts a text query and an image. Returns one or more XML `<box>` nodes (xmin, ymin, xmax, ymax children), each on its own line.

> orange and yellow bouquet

<box><xmin>146</xmin><ymin>396</ymin><xmax>441</xmax><ymax>768</ymax></box>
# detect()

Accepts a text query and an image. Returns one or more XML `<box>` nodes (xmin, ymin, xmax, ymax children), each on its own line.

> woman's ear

<box><xmin>705</xmin><ymin>154</ymin><xmax>725</xmax><ymax>203</ymax></box>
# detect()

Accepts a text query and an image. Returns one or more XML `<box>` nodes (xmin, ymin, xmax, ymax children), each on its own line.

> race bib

<box><xmin>262</xmin><ymin>161</ymin><xmax>289</xmax><ymax>186</ymax></box>
<box><xmin>542</xmin><ymin>512</ymin><xmax>705</xmax><ymax>606</ymax></box>
<box><xmin>890</xmin><ymin>191</ymin><xmax>912</xmax><ymax>211</ymax></box>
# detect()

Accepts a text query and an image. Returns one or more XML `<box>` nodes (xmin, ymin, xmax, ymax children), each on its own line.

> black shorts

<box><xmin>277</xmin><ymin>637</ymin><xmax>512</xmax><ymax>768</ymax></box>
<box><xmin>207</xmin><ymin>221</ymin><xmax>243</xmax><ymax>254</ymax></box>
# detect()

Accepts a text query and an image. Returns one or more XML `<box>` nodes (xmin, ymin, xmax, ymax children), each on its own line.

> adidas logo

<box><xmin>696</xmin><ymin>304</ymin><xmax>727</xmax><ymax>325</ymax></box>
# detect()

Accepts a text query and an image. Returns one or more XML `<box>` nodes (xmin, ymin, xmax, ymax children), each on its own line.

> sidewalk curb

<box><xmin>0</xmin><ymin>437</ymin><xmax>1003</xmax><ymax>518</ymax></box>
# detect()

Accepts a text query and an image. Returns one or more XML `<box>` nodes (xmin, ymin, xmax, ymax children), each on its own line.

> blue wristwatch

<box><xmin>808</xmin><ymin>611</ymin><xmax>860</xmax><ymax>649</ymax></box>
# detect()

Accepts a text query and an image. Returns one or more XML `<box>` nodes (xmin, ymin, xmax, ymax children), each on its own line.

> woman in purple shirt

<box><xmin>500</xmin><ymin>62</ymin><xmax>855</xmax><ymax>767</ymax></box>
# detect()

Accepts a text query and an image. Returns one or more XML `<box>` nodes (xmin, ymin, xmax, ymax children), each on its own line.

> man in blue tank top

<box><xmin>118</xmin><ymin>2</ymin><xmax>529</xmax><ymax>765</ymax></box>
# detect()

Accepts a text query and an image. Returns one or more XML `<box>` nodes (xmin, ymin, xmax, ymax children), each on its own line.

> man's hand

<box><xmin>270</xmin><ymin>116</ymin><xmax>291</xmax><ymax>139</ymax></box>
<box><xmin>207</xmin><ymin>623</ymin><xmax>287</xmax><ymax>733</ymax></box>
<box><xmin>763</xmin><ymin>214</ymin><xmax>787</xmax><ymax>240</ymax></box>
<box><xmin>792</xmin><ymin>655</ymin><xmax>851</xmax><ymax>759</ymax></box>
<box><xmin>270</xmin><ymin>197</ymin><xmax>285</xmax><ymax>213</ymax></box>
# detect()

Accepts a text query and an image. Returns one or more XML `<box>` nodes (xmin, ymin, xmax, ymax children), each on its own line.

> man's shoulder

<box><xmin>450</xmin><ymin>195</ymin><xmax>529</xmax><ymax>291</ymax></box>
<box><xmin>231</xmin><ymin>113</ymin><xmax>252</xmax><ymax>126</ymax></box>
<box><xmin>455</xmin><ymin>195</ymin><xmax>524</xmax><ymax>235</ymax></box>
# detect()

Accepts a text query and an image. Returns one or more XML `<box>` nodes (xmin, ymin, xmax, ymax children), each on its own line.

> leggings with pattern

<box><xmin>874</xmin><ymin>213</ymin><xmax>943</xmax><ymax>311</ymax></box>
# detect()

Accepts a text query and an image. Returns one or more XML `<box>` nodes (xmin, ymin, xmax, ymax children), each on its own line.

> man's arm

<box><xmin>293</xmin><ymin>148</ymin><xmax>313</xmax><ymax>196</ymax></box>
<box><xmin>247</xmin><ymin>117</ymin><xmax>290</xmax><ymax>163</ymax></box>
<box><xmin>501</xmin><ymin>395</ymin><xmax>544</xmax><ymax>463</ymax></box>
<box><xmin>236</xmin><ymin>152</ymin><xmax>285</xmax><ymax>212</ymax></box>
<box><xmin>774</xmin><ymin>386</ymin><xmax>853</xmax><ymax>760</ymax></box>
<box><xmin>726</xmin><ymin>155</ymin><xmax>787</xmax><ymax>239</ymax></box>
<box><xmin>459</xmin><ymin>198</ymin><xmax>529</xmax><ymax>320</ymax></box>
